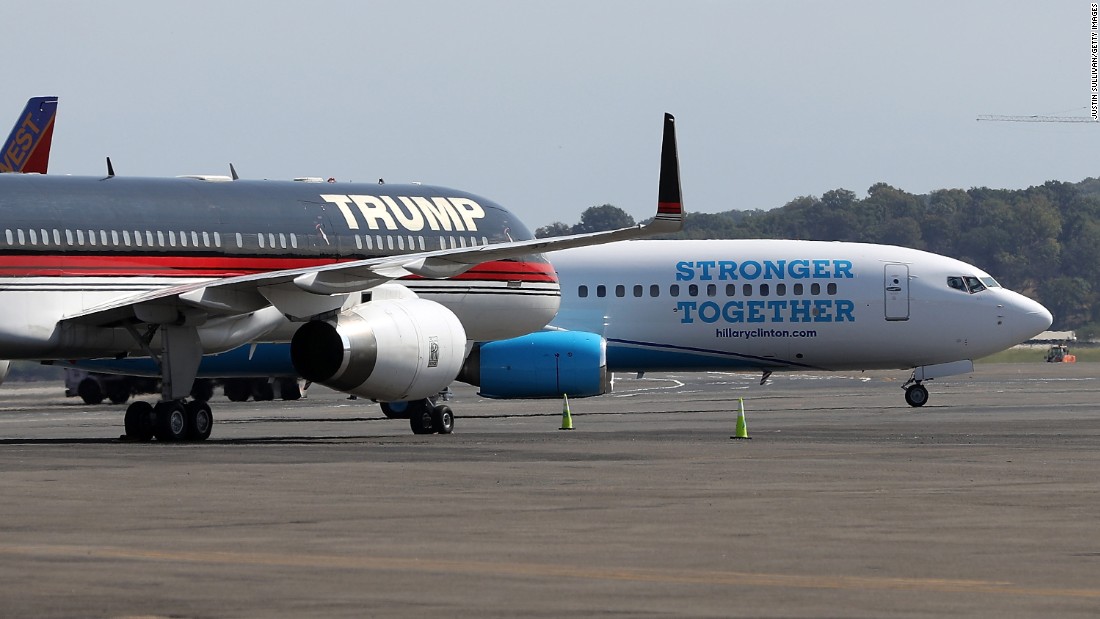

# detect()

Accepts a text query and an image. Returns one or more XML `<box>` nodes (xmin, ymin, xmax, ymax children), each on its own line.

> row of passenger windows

<box><xmin>578</xmin><ymin>282</ymin><xmax>840</xmax><ymax>299</ymax></box>
<box><xmin>2</xmin><ymin>228</ymin><xmax>489</xmax><ymax>252</ymax></box>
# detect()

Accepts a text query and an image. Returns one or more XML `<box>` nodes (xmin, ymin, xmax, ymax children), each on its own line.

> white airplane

<box><xmin>66</xmin><ymin>234</ymin><xmax>1053</xmax><ymax>413</ymax></box>
<box><xmin>468</xmin><ymin>239</ymin><xmax>1053</xmax><ymax>407</ymax></box>
<box><xmin>0</xmin><ymin>113</ymin><xmax>684</xmax><ymax>440</ymax></box>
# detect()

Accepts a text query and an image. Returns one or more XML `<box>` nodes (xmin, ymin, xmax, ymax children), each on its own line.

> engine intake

<box><xmin>291</xmin><ymin>299</ymin><xmax>466</xmax><ymax>401</ymax></box>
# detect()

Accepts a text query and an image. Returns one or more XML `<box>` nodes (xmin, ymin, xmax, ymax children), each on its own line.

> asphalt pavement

<box><xmin>0</xmin><ymin>363</ymin><xmax>1098</xmax><ymax>618</ymax></box>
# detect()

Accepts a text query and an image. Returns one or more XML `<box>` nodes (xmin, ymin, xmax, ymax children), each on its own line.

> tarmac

<box><xmin>0</xmin><ymin>363</ymin><xmax>1098</xmax><ymax>618</ymax></box>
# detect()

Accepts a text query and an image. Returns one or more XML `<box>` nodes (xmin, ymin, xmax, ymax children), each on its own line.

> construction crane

<box><xmin>977</xmin><ymin>114</ymin><xmax>1098</xmax><ymax>123</ymax></box>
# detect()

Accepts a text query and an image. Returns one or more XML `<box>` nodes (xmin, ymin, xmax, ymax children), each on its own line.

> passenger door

<box><xmin>884</xmin><ymin>264</ymin><xmax>910</xmax><ymax>321</ymax></box>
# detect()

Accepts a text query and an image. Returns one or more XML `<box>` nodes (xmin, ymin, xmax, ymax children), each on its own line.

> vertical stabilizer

<box><xmin>1</xmin><ymin>97</ymin><xmax>58</xmax><ymax>174</ymax></box>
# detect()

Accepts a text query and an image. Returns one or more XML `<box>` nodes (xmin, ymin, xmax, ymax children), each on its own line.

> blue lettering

<box><xmin>675</xmin><ymin>258</ymin><xmax>857</xmax><ymax>284</ymax></box>
<box><xmin>813</xmin><ymin>299</ymin><xmax>833</xmax><ymax>322</ymax></box>
<box><xmin>677</xmin><ymin>300</ymin><xmax>696</xmax><ymax>323</ymax></box>
<box><xmin>698</xmin><ymin>301</ymin><xmax>721</xmax><ymax>323</ymax></box>
<box><xmin>767</xmin><ymin>300</ymin><xmax>786</xmax><ymax>323</ymax></box>
<box><xmin>723</xmin><ymin>300</ymin><xmax>744</xmax><ymax>322</ymax></box>
<box><xmin>697</xmin><ymin>260</ymin><xmax>716</xmax><ymax>281</ymax></box>
<box><xmin>836</xmin><ymin>299</ymin><xmax>855</xmax><ymax>322</ymax></box>
<box><xmin>790</xmin><ymin>300</ymin><xmax>812</xmax><ymax>322</ymax></box>
<box><xmin>746</xmin><ymin>300</ymin><xmax>766</xmax><ymax>323</ymax></box>
<box><xmin>718</xmin><ymin>260</ymin><xmax>737</xmax><ymax>280</ymax></box>
<box><xmin>675</xmin><ymin>261</ymin><xmax>693</xmax><ymax>282</ymax></box>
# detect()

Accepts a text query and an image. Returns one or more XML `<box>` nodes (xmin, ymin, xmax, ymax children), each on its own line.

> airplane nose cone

<box><xmin>1031</xmin><ymin>304</ymin><xmax>1054</xmax><ymax>334</ymax></box>
<box><xmin>1008</xmin><ymin>294</ymin><xmax>1053</xmax><ymax>341</ymax></box>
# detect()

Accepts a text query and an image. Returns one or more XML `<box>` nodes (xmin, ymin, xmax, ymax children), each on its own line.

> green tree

<box><xmin>1038</xmin><ymin>277</ymin><xmax>1093</xmax><ymax>329</ymax></box>
<box><xmin>535</xmin><ymin>222</ymin><xmax>571</xmax><ymax>238</ymax></box>
<box><xmin>572</xmin><ymin>204</ymin><xmax>635</xmax><ymax>234</ymax></box>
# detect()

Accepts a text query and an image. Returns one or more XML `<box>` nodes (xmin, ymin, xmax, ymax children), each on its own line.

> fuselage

<box><xmin>550</xmin><ymin>239</ymin><xmax>1052</xmax><ymax>371</ymax></box>
<box><xmin>0</xmin><ymin>174</ymin><xmax>560</xmax><ymax>358</ymax></box>
<box><xmin>62</xmin><ymin>238</ymin><xmax>1054</xmax><ymax>383</ymax></box>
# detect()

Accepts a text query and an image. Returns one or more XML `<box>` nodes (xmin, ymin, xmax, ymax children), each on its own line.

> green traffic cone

<box><xmin>560</xmin><ymin>393</ymin><xmax>574</xmax><ymax>430</ymax></box>
<box><xmin>731</xmin><ymin>397</ymin><xmax>750</xmax><ymax>439</ymax></box>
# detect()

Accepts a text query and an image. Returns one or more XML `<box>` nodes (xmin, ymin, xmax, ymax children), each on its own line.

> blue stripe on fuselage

<box><xmin>606</xmin><ymin>338</ymin><xmax>818</xmax><ymax>371</ymax></box>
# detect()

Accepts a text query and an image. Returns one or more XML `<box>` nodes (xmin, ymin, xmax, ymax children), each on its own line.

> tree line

<box><xmin>536</xmin><ymin>179</ymin><xmax>1100</xmax><ymax>334</ymax></box>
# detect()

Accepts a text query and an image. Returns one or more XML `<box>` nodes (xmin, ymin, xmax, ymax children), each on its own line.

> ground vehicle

<box><xmin>64</xmin><ymin>369</ymin><xmax>158</xmax><ymax>405</ymax></box>
<box><xmin>64</xmin><ymin>369</ymin><xmax>300</xmax><ymax>404</ymax></box>
<box><xmin>1044</xmin><ymin>344</ymin><xmax>1077</xmax><ymax>363</ymax></box>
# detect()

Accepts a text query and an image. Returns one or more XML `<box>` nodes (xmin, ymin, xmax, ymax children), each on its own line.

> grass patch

<box><xmin>978</xmin><ymin>346</ymin><xmax>1100</xmax><ymax>364</ymax></box>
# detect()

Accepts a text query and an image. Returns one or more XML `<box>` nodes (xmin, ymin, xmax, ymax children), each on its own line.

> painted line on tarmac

<box><xmin>2</xmin><ymin>544</ymin><xmax>1099</xmax><ymax>600</ymax></box>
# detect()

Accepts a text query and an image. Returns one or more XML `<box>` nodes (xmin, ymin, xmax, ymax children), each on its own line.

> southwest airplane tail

<box><xmin>0</xmin><ymin>96</ymin><xmax>59</xmax><ymax>386</ymax></box>
<box><xmin>1</xmin><ymin>96</ymin><xmax>58</xmax><ymax>174</ymax></box>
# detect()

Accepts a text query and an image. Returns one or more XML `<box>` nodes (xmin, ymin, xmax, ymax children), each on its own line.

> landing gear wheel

<box><xmin>252</xmin><ymin>379</ymin><xmax>275</xmax><ymax>402</ymax></box>
<box><xmin>278</xmin><ymin>378</ymin><xmax>302</xmax><ymax>401</ymax></box>
<box><xmin>153</xmin><ymin>401</ymin><xmax>188</xmax><ymax>442</ymax></box>
<box><xmin>410</xmin><ymin>407</ymin><xmax>435</xmax><ymax>434</ymax></box>
<box><xmin>185</xmin><ymin>400</ymin><xmax>214</xmax><ymax>441</ymax></box>
<box><xmin>430</xmin><ymin>405</ymin><xmax>454</xmax><ymax>434</ymax></box>
<box><xmin>224</xmin><ymin>379</ymin><xmax>251</xmax><ymax>402</ymax></box>
<box><xmin>905</xmin><ymin>384</ymin><xmax>929</xmax><ymax>407</ymax></box>
<box><xmin>107</xmin><ymin>381</ymin><xmax>131</xmax><ymax>404</ymax></box>
<box><xmin>190</xmin><ymin>379</ymin><xmax>215</xmax><ymax>403</ymax></box>
<box><xmin>78</xmin><ymin>378</ymin><xmax>104</xmax><ymax>405</ymax></box>
<box><xmin>124</xmin><ymin>400</ymin><xmax>155</xmax><ymax>442</ymax></box>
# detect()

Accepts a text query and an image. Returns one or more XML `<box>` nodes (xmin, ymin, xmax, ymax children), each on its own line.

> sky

<box><xmin>9</xmin><ymin>1</ymin><xmax>1100</xmax><ymax>230</ymax></box>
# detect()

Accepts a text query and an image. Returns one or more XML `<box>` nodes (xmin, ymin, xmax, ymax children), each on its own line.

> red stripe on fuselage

<box><xmin>0</xmin><ymin>254</ymin><xmax>558</xmax><ymax>282</ymax></box>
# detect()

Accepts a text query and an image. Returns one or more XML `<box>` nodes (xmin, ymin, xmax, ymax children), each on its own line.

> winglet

<box><xmin>649</xmin><ymin>112</ymin><xmax>683</xmax><ymax>232</ymax></box>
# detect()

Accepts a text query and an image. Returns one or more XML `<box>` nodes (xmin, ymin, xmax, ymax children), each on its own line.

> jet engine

<box><xmin>290</xmin><ymin>299</ymin><xmax>467</xmax><ymax>402</ymax></box>
<box><xmin>459</xmin><ymin>331</ymin><xmax>608</xmax><ymax>398</ymax></box>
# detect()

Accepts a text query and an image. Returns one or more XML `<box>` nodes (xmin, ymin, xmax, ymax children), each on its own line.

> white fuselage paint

<box><xmin>549</xmin><ymin>240</ymin><xmax>1052</xmax><ymax>372</ymax></box>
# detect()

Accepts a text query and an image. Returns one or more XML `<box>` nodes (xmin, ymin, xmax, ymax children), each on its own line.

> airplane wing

<box><xmin>63</xmin><ymin>113</ymin><xmax>684</xmax><ymax>327</ymax></box>
<box><xmin>1</xmin><ymin>97</ymin><xmax>58</xmax><ymax>174</ymax></box>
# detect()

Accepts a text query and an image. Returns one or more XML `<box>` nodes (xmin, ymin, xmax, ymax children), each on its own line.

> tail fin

<box><xmin>0</xmin><ymin>96</ymin><xmax>58</xmax><ymax>174</ymax></box>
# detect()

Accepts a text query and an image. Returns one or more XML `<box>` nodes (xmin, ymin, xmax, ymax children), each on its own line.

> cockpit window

<box><xmin>948</xmin><ymin>275</ymin><xmax>994</xmax><ymax>294</ymax></box>
<box><xmin>964</xmin><ymin>276</ymin><xmax>986</xmax><ymax>293</ymax></box>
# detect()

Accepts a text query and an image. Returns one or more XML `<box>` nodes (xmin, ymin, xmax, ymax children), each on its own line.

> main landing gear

<box><xmin>119</xmin><ymin>323</ymin><xmax>213</xmax><ymax>442</ymax></box>
<box><xmin>123</xmin><ymin>399</ymin><xmax>213</xmax><ymax>442</ymax></box>
<box><xmin>379</xmin><ymin>398</ymin><xmax>455</xmax><ymax>435</ymax></box>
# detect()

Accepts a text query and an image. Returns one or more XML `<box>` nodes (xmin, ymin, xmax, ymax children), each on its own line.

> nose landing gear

<box><xmin>903</xmin><ymin>382</ymin><xmax>929</xmax><ymax>407</ymax></box>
